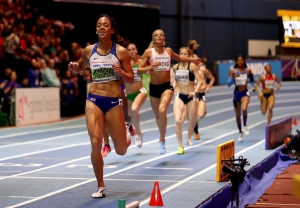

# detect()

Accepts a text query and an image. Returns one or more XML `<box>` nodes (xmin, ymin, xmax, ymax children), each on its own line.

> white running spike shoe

<box><xmin>238</xmin><ymin>133</ymin><xmax>243</xmax><ymax>142</ymax></box>
<box><xmin>92</xmin><ymin>187</ymin><xmax>106</xmax><ymax>198</ymax></box>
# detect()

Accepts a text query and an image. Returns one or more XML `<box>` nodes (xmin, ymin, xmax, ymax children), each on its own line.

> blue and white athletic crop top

<box><xmin>89</xmin><ymin>43</ymin><xmax>121</xmax><ymax>83</ymax></box>
<box><xmin>234</xmin><ymin>68</ymin><xmax>248</xmax><ymax>86</ymax></box>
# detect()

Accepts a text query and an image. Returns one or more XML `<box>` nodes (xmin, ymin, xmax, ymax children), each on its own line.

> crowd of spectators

<box><xmin>0</xmin><ymin>0</ymin><xmax>91</xmax><ymax>126</ymax></box>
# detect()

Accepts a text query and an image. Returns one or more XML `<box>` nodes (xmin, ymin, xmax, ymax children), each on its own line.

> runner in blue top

<box><xmin>228</xmin><ymin>55</ymin><xmax>255</xmax><ymax>141</ymax></box>
<box><xmin>68</xmin><ymin>14</ymin><xmax>134</xmax><ymax>199</ymax></box>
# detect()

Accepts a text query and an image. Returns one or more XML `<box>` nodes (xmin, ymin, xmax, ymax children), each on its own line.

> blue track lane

<box><xmin>0</xmin><ymin>82</ymin><xmax>299</xmax><ymax>208</ymax></box>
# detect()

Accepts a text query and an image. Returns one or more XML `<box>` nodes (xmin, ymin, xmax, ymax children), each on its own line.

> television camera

<box><xmin>222</xmin><ymin>156</ymin><xmax>250</xmax><ymax>208</ymax></box>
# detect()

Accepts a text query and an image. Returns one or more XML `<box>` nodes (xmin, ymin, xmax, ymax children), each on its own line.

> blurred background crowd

<box><xmin>0</xmin><ymin>0</ymin><xmax>91</xmax><ymax>126</ymax></box>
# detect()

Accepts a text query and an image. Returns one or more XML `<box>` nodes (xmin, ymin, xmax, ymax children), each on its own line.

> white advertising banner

<box><xmin>15</xmin><ymin>88</ymin><xmax>60</xmax><ymax>126</ymax></box>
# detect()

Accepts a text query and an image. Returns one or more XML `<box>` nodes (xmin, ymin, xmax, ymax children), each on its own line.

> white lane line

<box><xmin>0</xmin><ymin>196</ymin><xmax>36</xmax><ymax>199</ymax></box>
<box><xmin>9</xmin><ymin>176</ymin><xmax>92</xmax><ymax>180</ymax></box>
<box><xmin>7</xmin><ymin>179</ymin><xmax>97</xmax><ymax>208</ymax></box>
<box><xmin>105</xmin><ymin>178</ymin><xmax>220</xmax><ymax>184</ymax></box>
<box><xmin>0</xmin><ymin>132</ymin><xmax>87</xmax><ymax>149</ymax></box>
<box><xmin>5</xmin><ymin>114</ymin><xmax>285</xmax><ymax>208</ymax></box>
<box><xmin>139</xmin><ymin>139</ymin><xmax>265</xmax><ymax>206</ymax></box>
<box><xmin>3</xmin><ymin>84</ymin><xmax>294</xmax><ymax>132</ymax></box>
<box><xmin>119</xmin><ymin>174</ymin><xmax>185</xmax><ymax>177</ymax></box>
<box><xmin>1</xmin><ymin>101</ymin><xmax>298</xmax><ymax>149</ymax></box>
<box><xmin>144</xmin><ymin>167</ymin><xmax>193</xmax><ymax>170</ymax></box>
<box><xmin>189</xmin><ymin>86</ymin><xmax>299</xmax><ymax>97</ymax></box>
<box><xmin>0</xmin><ymin>116</ymin><xmax>85</xmax><ymax>131</ymax></box>
<box><xmin>7</xmin><ymin>176</ymin><xmax>220</xmax><ymax>184</ymax></box>
<box><xmin>0</xmin><ymin>142</ymin><xmax>89</xmax><ymax>162</ymax></box>
<box><xmin>143</xmin><ymin>106</ymin><xmax>300</xmax><ymax>133</ymax></box>
<box><xmin>23</xmin><ymin>157</ymin><xmax>77</xmax><ymax>160</ymax></box>
<box><xmin>38</xmin><ymin>172</ymin><xmax>94</xmax><ymax>175</ymax></box>
<box><xmin>207</xmin><ymin>92</ymin><xmax>300</xmax><ymax>105</ymax></box>
<box><xmin>140</xmin><ymin>101</ymin><xmax>300</xmax><ymax>125</ymax></box>
<box><xmin>1</xmin><ymin>109</ymin><xmax>299</xmax><ymax>162</ymax></box>
<box><xmin>0</xmin><ymin>171</ymin><xmax>22</xmax><ymax>173</ymax></box>
<box><xmin>0</xmin><ymin>124</ymin><xmax>86</xmax><ymax>140</ymax></box>
<box><xmin>0</xmin><ymin>88</ymin><xmax>296</xmax><ymax>138</ymax></box>
<box><xmin>207</xmin><ymin>98</ymin><xmax>300</xmax><ymax>117</ymax></box>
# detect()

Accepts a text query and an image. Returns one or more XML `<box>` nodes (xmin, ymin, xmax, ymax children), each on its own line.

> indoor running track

<box><xmin>0</xmin><ymin>82</ymin><xmax>299</xmax><ymax>208</ymax></box>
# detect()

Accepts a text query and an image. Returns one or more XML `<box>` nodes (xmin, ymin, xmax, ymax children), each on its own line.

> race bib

<box><xmin>118</xmin><ymin>98</ymin><xmax>123</xmax><ymax>106</ymax></box>
<box><xmin>140</xmin><ymin>87</ymin><xmax>147</xmax><ymax>94</ymax></box>
<box><xmin>153</xmin><ymin>56</ymin><xmax>170</xmax><ymax>71</ymax></box>
<box><xmin>265</xmin><ymin>80</ymin><xmax>275</xmax><ymax>89</ymax></box>
<box><xmin>175</xmin><ymin>70</ymin><xmax>189</xmax><ymax>82</ymax></box>
<box><xmin>235</xmin><ymin>74</ymin><xmax>247</xmax><ymax>86</ymax></box>
<box><xmin>133</xmin><ymin>68</ymin><xmax>142</xmax><ymax>82</ymax></box>
<box><xmin>91</xmin><ymin>62</ymin><xmax>119</xmax><ymax>83</ymax></box>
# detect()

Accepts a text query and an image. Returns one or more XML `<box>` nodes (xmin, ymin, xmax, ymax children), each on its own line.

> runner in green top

<box><xmin>124</xmin><ymin>43</ymin><xmax>148</xmax><ymax>148</ymax></box>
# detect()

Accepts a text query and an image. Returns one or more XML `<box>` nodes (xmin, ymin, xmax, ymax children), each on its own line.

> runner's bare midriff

<box><xmin>89</xmin><ymin>81</ymin><xmax>121</xmax><ymax>97</ymax></box>
<box><xmin>124</xmin><ymin>81</ymin><xmax>143</xmax><ymax>94</ymax></box>
<box><xmin>150</xmin><ymin>71</ymin><xmax>170</xmax><ymax>85</ymax></box>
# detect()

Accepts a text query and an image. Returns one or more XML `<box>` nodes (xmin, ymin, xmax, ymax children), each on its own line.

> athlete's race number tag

<box><xmin>118</xmin><ymin>98</ymin><xmax>123</xmax><ymax>106</ymax></box>
<box><xmin>124</xmin><ymin>89</ymin><xmax>127</xmax><ymax>97</ymax></box>
<box><xmin>132</xmin><ymin>68</ymin><xmax>142</xmax><ymax>82</ymax></box>
<box><xmin>175</xmin><ymin>70</ymin><xmax>189</xmax><ymax>82</ymax></box>
<box><xmin>91</xmin><ymin>62</ymin><xmax>118</xmax><ymax>83</ymax></box>
<box><xmin>235</xmin><ymin>74</ymin><xmax>247</xmax><ymax>86</ymax></box>
<box><xmin>140</xmin><ymin>88</ymin><xmax>147</xmax><ymax>94</ymax></box>
<box><xmin>153</xmin><ymin>57</ymin><xmax>170</xmax><ymax>71</ymax></box>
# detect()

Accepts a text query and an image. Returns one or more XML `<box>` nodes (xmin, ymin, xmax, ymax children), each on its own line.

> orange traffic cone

<box><xmin>149</xmin><ymin>181</ymin><xmax>164</xmax><ymax>206</ymax></box>
<box><xmin>293</xmin><ymin>117</ymin><xmax>298</xmax><ymax>126</ymax></box>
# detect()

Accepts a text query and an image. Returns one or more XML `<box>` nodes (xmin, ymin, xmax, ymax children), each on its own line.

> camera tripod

<box><xmin>222</xmin><ymin>156</ymin><xmax>250</xmax><ymax>208</ymax></box>
<box><xmin>229</xmin><ymin>181</ymin><xmax>240</xmax><ymax>208</ymax></box>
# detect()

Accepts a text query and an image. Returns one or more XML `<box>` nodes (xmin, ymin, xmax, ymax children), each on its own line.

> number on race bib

<box><xmin>140</xmin><ymin>88</ymin><xmax>147</xmax><ymax>94</ymax></box>
<box><xmin>124</xmin><ymin>89</ymin><xmax>127</xmax><ymax>97</ymax></box>
<box><xmin>118</xmin><ymin>98</ymin><xmax>123</xmax><ymax>106</ymax></box>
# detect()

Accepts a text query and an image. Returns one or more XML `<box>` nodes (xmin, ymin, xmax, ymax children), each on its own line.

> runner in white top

<box><xmin>138</xmin><ymin>29</ymin><xmax>201</xmax><ymax>154</ymax></box>
<box><xmin>172</xmin><ymin>46</ymin><xmax>203</xmax><ymax>154</ymax></box>
<box><xmin>180</xmin><ymin>40</ymin><xmax>215</xmax><ymax>141</ymax></box>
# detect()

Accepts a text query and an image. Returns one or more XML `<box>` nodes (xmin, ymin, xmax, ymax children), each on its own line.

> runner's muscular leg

<box><xmin>157</xmin><ymin>90</ymin><xmax>174</xmax><ymax>142</ymax></box>
<box><xmin>173</xmin><ymin>97</ymin><xmax>185</xmax><ymax>147</ymax></box>
<box><xmin>197</xmin><ymin>101</ymin><xmax>206</xmax><ymax>119</ymax></box>
<box><xmin>86</xmin><ymin>100</ymin><xmax>105</xmax><ymax>188</ymax></box>
<box><xmin>105</xmin><ymin>105</ymin><xmax>130</xmax><ymax>155</ymax></box>
<box><xmin>130</xmin><ymin>92</ymin><xmax>147</xmax><ymax>135</ymax></box>
<box><xmin>187</xmin><ymin>100</ymin><xmax>198</xmax><ymax>142</ymax></box>
<box><xmin>267</xmin><ymin>94</ymin><xmax>275</xmax><ymax>125</ymax></box>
